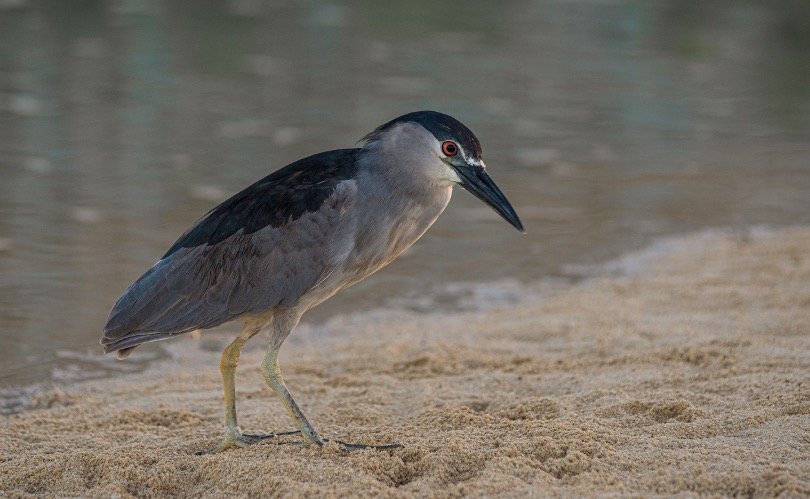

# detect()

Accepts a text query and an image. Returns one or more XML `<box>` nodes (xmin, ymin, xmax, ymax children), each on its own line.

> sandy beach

<box><xmin>1</xmin><ymin>226</ymin><xmax>808</xmax><ymax>497</ymax></box>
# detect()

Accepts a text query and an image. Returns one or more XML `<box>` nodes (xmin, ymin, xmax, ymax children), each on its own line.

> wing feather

<box><xmin>102</xmin><ymin>151</ymin><xmax>360</xmax><ymax>355</ymax></box>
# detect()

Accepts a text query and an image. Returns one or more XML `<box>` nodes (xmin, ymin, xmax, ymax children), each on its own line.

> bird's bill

<box><xmin>454</xmin><ymin>164</ymin><xmax>525</xmax><ymax>233</ymax></box>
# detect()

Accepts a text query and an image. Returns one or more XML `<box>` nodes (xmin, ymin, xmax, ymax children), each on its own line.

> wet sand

<box><xmin>1</xmin><ymin>227</ymin><xmax>808</xmax><ymax>497</ymax></box>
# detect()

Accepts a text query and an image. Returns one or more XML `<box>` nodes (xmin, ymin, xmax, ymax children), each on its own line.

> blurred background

<box><xmin>1</xmin><ymin>0</ymin><xmax>808</xmax><ymax>397</ymax></box>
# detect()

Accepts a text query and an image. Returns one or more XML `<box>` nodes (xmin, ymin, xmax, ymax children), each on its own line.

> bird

<box><xmin>101</xmin><ymin>110</ymin><xmax>524</xmax><ymax>453</ymax></box>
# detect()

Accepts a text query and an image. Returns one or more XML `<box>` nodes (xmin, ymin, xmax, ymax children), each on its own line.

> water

<box><xmin>1</xmin><ymin>0</ymin><xmax>808</xmax><ymax>392</ymax></box>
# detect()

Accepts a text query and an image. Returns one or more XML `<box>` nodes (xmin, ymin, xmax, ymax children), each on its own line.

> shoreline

<box><xmin>2</xmin><ymin>226</ymin><xmax>809</xmax><ymax>496</ymax></box>
<box><xmin>0</xmin><ymin>225</ymin><xmax>753</xmax><ymax>407</ymax></box>
<box><xmin>0</xmin><ymin>225</ymin><xmax>788</xmax><ymax>402</ymax></box>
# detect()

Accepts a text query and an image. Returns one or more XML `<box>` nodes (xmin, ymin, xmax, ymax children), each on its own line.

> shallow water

<box><xmin>0</xmin><ymin>0</ymin><xmax>808</xmax><ymax>390</ymax></box>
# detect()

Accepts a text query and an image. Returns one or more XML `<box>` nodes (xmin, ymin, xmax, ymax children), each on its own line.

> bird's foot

<box><xmin>195</xmin><ymin>429</ymin><xmax>301</xmax><ymax>455</ymax></box>
<box><xmin>324</xmin><ymin>438</ymin><xmax>402</xmax><ymax>451</ymax></box>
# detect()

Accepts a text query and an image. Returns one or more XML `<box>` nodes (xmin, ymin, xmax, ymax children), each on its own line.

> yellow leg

<box><xmin>197</xmin><ymin>322</ymin><xmax>298</xmax><ymax>454</ymax></box>
<box><xmin>219</xmin><ymin>332</ymin><xmax>249</xmax><ymax>438</ymax></box>
<box><xmin>260</xmin><ymin>348</ymin><xmax>401</xmax><ymax>450</ymax></box>
<box><xmin>200</xmin><ymin>311</ymin><xmax>398</xmax><ymax>452</ymax></box>
<box><xmin>261</xmin><ymin>347</ymin><xmax>325</xmax><ymax>446</ymax></box>
<box><xmin>257</xmin><ymin>310</ymin><xmax>401</xmax><ymax>451</ymax></box>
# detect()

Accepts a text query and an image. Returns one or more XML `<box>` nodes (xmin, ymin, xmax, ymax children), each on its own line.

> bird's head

<box><xmin>361</xmin><ymin>110</ymin><xmax>524</xmax><ymax>233</ymax></box>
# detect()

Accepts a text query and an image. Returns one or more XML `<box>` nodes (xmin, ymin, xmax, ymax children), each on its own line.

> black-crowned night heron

<box><xmin>102</xmin><ymin>111</ymin><xmax>524</xmax><ymax>452</ymax></box>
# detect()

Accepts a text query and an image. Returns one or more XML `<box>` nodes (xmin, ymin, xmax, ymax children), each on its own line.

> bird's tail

<box><xmin>100</xmin><ymin>261</ymin><xmax>193</xmax><ymax>359</ymax></box>
<box><xmin>101</xmin><ymin>256</ymin><xmax>228</xmax><ymax>359</ymax></box>
<box><xmin>101</xmin><ymin>330</ymin><xmax>176</xmax><ymax>359</ymax></box>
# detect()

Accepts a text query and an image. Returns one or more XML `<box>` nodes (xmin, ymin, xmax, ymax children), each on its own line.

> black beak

<box><xmin>454</xmin><ymin>163</ymin><xmax>525</xmax><ymax>233</ymax></box>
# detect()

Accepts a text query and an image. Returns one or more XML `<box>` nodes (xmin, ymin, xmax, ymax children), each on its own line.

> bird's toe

<box><xmin>195</xmin><ymin>429</ymin><xmax>301</xmax><ymax>455</ymax></box>
<box><xmin>325</xmin><ymin>438</ymin><xmax>402</xmax><ymax>451</ymax></box>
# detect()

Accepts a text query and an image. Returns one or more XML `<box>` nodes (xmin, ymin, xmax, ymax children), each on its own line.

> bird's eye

<box><xmin>441</xmin><ymin>141</ymin><xmax>459</xmax><ymax>157</ymax></box>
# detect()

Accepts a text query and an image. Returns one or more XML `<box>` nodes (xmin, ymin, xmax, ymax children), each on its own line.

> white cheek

<box><xmin>442</xmin><ymin>162</ymin><xmax>461</xmax><ymax>183</ymax></box>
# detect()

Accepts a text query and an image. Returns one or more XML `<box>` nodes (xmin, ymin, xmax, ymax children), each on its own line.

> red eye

<box><xmin>441</xmin><ymin>141</ymin><xmax>459</xmax><ymax>156</ymax></box>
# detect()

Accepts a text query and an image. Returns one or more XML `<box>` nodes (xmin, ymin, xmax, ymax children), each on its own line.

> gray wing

<box><xmin>102</xmin><ymin>180</ymin><xmax>357</xmax><ymax>355</ymax></box>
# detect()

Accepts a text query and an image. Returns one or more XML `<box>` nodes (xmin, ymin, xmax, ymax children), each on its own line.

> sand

<box><xmin>1</xmin><ymin>226</ymin><xmax>809</xmax><ymax>497</ymax></box>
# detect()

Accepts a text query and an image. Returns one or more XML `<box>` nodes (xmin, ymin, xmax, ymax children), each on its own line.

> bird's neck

<box><xmin>347</xmin><ymin>169</ymin><xmax>452</xmax><ymax>282</ymax></box>
<box><xmin>358</xmin><ymin>145</ymin><xmax>453</xmax><ymax>201</ymax></box>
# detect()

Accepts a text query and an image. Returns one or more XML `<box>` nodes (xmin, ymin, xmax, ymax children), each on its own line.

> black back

<box><xmin>162</xmin><ymin>148</ymin><xmax>360</xmax><ymax>258</ymax></box>
<box><xmin>365</xmin><ymin>110</ymin><xmax>482</xmax><ymax>158</ymax></box>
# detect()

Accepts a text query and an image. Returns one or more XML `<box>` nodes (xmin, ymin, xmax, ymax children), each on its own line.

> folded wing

<box><xmin>102</xmin><ymin>149</ymin><xmax>360</xmax><ymax>356</ymax></box>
